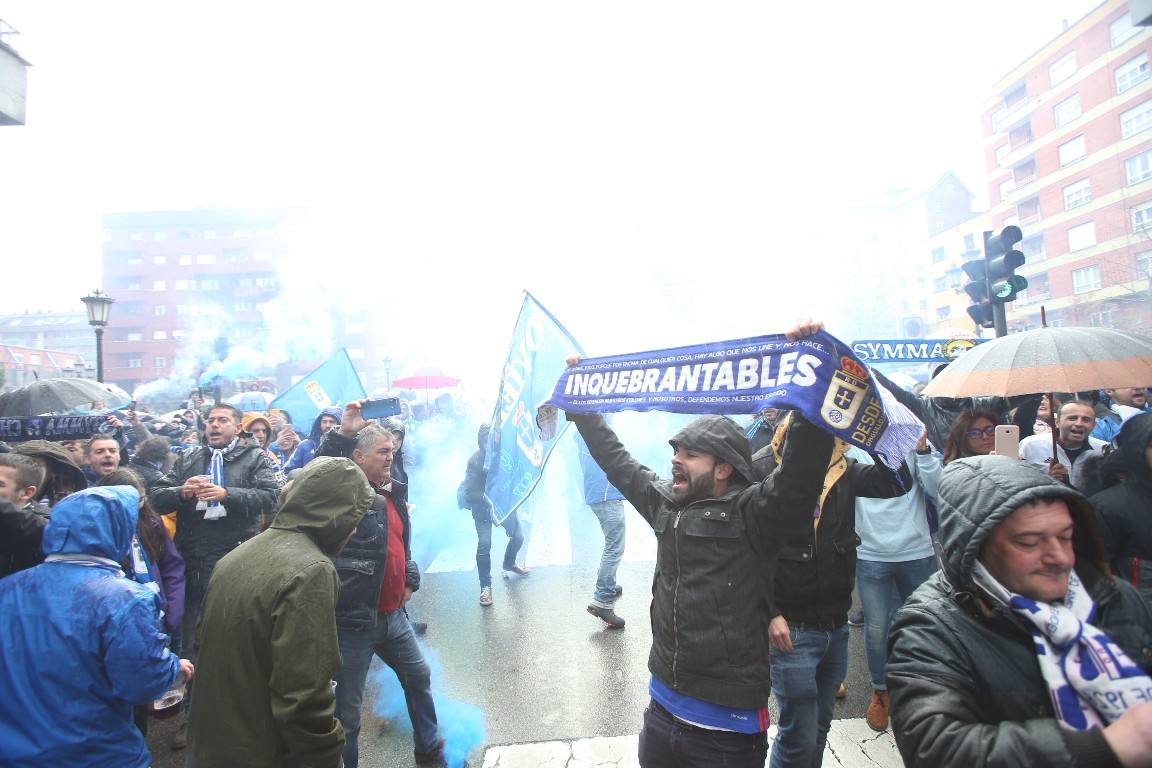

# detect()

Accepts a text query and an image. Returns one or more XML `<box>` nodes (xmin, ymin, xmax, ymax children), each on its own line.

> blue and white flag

<box><xmin>269</xmin><ymin>348</ymin><xmax>366</xmax><ymax>432</ymax></box>
<box><xmin>539</xmin><ymin>331</ymin><xmax>922</xmax><ymax>471</ymax></box>
<box><xmin>485</xmin><ymin>293</ymin><xmax>584</xmax><ymax>525</ymax></box>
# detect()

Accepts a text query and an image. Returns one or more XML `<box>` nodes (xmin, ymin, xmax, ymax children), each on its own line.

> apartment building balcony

<box><xmin>0</xmin><ymin>19</ymin><xmax>28</xmax><ymax>126</ymax></box>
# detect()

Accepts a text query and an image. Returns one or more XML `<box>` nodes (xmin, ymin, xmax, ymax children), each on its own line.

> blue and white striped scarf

<box><xmin>972</xmin><ymin>560</ymin><xmax>1152</xmax><ymax>730</ymax></box>
<box><xmin>203</xmin><ymin>437</ymin><xmax>237</xmax><ymax>520</ymax></box>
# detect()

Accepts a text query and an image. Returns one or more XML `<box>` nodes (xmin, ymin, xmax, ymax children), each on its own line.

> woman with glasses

<box><xmin>942</xmin><ymin>408</ymin><xmax>1000</xmax><ymax>465</ymax></box>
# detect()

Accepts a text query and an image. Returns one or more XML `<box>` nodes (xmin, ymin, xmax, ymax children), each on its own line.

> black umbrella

<box><xmin>0</xmin><ymin>378</ymin><xmax>132</xmax><ymax>417</ymax></box>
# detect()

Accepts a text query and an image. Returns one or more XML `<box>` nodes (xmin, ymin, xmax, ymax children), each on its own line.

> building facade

<box><xmin>983</xmin><ymin>0</ymin><xmax>1152</xmax><ymax>333</ymax></box>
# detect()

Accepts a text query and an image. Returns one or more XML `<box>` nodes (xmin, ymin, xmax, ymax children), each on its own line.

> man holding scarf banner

<box><xmin>546</xmin><ymin>320</ymin><xmax>913</xmax><ymax>768</ymax></box>
<box><xmin>539</xmin><ymin>329</ymin><xmax>922</xmax><ymax>470</ymax></box>
<box><xmin>481</xmin><ymin>292</ymin><xmax>583</xmax><ymax>586</ymax></box>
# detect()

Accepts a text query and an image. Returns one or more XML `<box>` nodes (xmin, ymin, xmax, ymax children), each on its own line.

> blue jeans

<box><xmin>856</xmin><ymin>556</ymin><xmax>937</xmax><ymax>690</ymax></box>
<box><xmin>638</xmin><ymin>700</ymin><xmax>768</xmax><ymax>768</ymax></box>
<box><xmin>474</xmin><ymin>509</ymin><xmax>524</xmax><ymax>587</ymax></box>
<box><xmin>590</xmin><ymin>499</ymin><xmax>625</xmax><ymax>608</ymax></box>
<box><xmin>335</xmin><ymin>609</ymin><xmax>439</xmax><ymax>768</ymax></box>
<box><xmin>769</xmin><ymin>624</ymin><xmax>849</xmax><ymax>768</ymax></box>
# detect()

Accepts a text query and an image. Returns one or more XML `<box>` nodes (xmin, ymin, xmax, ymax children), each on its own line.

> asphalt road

<box><xmin>148</xmin><ymin>505</ymin><xmax>876</xmax><ymax>768</ymax></box>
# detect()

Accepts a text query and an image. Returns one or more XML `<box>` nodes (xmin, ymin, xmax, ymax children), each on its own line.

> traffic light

<box><xmin>962</xmin><ymin>259</ymin><xmax>994</xmax><ymax>329</ymax></box>
<box><xmin>984</xmin><ymin>226</ymin><xmax>1028</xmax><ymax>303</ymax></box>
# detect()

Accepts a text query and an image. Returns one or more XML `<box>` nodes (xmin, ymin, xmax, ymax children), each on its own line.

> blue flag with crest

<box><xmin>485</xmin><ymin>292</ymin><xmax>584</xmax><ymax>525</ymax></box>
<box><xmin>269</xmin><ymin>348</ymin><xmax>366</xmax><ymax>433</ymax></box>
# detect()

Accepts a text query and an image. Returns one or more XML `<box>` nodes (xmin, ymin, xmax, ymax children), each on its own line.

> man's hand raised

<box><xmin>785</xmin><ymin>318</ymin><xmax>825</xmax><ymax>342</ymax></box>
<box><xmin>340</xmin><ymin>400</ymin><xmax>369</xmax><ymax>438</ymax></box>
<box><xmin>566</xmin><ymin>355</ymin><xmax>582</xmax><ymax>367</ymax></box>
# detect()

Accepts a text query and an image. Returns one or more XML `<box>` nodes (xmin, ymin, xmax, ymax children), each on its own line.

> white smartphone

<box><xmin>995</xmin><ymin>424</ymin><xmax>1020</xmax><ymax>457</ymax></box>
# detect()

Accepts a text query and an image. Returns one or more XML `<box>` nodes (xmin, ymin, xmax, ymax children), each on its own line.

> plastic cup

<box><xmin>151</xmin><ymin>681</ymin><xmax>186</xmax><ymax>720</ymax></box>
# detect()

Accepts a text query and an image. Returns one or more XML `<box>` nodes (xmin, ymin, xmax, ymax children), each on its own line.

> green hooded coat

<box><xmin>188</xmin><ymin>457</ymin><xmax>374</xmax><ymax>768</ymax></box>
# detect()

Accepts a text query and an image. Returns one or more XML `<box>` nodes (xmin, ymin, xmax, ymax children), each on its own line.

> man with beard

<box><xmin>1092</xmin><ymin>386</ymin><xmax>1150</xmax><ymax>442</ymax></box>
<box><xmin>1020</xmin><ymin>400</ymin><xmax>1106</xmax><ymax>492</ymax></box>
<box><xmin>563</xmin><ymin>320</ymin><xmax>835</xmax><ymax>768</ymax></box>
<box><xmin>150</xmin><ymin>403</ymin><xmax>282</xmax><ymax>750</ymax></box>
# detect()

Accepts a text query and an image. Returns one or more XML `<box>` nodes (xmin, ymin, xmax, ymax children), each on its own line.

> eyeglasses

<box><xmin>965</xmin><ymin>426</ymin><xmax>996</xmax><ymax>439</ymax></box>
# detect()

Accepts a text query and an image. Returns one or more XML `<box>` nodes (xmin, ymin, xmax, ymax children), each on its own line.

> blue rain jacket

<box><xmin>0</xmin><ymin>486</ymin><xmax>180</xmax><ymax>768</ymax></box>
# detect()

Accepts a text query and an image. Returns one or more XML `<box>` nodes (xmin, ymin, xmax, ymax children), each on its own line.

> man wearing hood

<box><xmin>887</xmin><ymin>456</ymin><xmax>1152</xmax><ymax>767</ymax></box>
<box><xmin>283</xmin><ymin>408</ymin><xmax>342</xmax><ymax>475</ymax></box>
<box><xmin>0</xmin><ymin>486</ymin><xmax>193</xmax><ymax>768</ymax></box>
<box><xmin>1091</xmin><ymin>411</ymin><xmax>1152</xmax><ymax>602</ymax></box>
<box><xmin>188</xmin><ymin>457</ymin><xmax>374</xmax><ymax>768</ymax></box>
<box><xmin>149</xmin><ymin>403</ymin><xmax>283</xmax><ymax>749</ymax></box>
<box><xmin>564</xmin><ymin>320</ymin><xmax>836</xmax><ymax>768</ymax></box>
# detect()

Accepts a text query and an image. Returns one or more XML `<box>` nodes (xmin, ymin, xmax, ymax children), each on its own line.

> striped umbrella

<box><xmin>921</xmin><ymin>326</ymin><xmax>1152</xmax><ymax>399</ymax></box>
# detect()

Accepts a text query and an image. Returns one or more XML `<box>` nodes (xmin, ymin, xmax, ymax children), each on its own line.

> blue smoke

<box><xmin>369</xmin><ymin>642</ymin><xmax>485</xmax><ymax>768</ymax></box>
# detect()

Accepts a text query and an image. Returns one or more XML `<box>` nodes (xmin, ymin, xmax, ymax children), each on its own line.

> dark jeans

<box><xmin>856</xmin><ymin>556</ymin><xmax>937</xmax><ymax>690</ymax></box>
<box><xmin>639</xmin><ymin>700</ymin><xmax>768</xmax><ymax>768</ymax></box>
<box><xmin>180</xmin><ymin>557</ymin><xmax>218</xmax><ymax>712</ymax></box>
<box><xmin>335</xmin><ymin>609</ymin><xmax>439</xmax><ymax>768</ymax></box>
<box><xmin>769</xmin><ymin>624</ymin><xmax>849</xmax><ymax>768</ymax></box>
<box><xmin>474</xmin><ymin>509</ymin><xmax>524</xmax><ymax>587</ymax></box>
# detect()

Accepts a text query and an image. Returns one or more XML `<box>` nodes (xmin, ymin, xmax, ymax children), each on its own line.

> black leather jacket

<box><xmin>150</xmin><ymin>440</ymin><xmax>282</xmax><ymax>563</ymax></box>
<box><xmin>571</xmin><ymin>412</ymin><xmax>833</xmax><ymax>710</ymax></box>
<box><xmin>887</xmin><ymin>456</ymin><xmax>1152</xmax><ymax>768</ymax></box>
<box><xmin>317</xmin><ymin>431</ymin><xmax>420</xmax><ymax>630</ymax></box>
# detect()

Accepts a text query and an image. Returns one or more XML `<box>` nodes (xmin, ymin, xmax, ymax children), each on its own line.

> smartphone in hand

<box><xmin>361</xmin><ymin>398</ymin><xmax>401</xmax><ymax>420</ymax></box>
<box><xmin>994</xmin><ymin>425</ymin><xmax>1020</xmax><ymax>457</ymax></box>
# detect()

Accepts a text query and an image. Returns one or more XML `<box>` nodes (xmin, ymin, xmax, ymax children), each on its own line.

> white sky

<box><xmin>0</xmin><ymin>0</ymin><xmax>1103</xmax><ymax>377</ymax></box>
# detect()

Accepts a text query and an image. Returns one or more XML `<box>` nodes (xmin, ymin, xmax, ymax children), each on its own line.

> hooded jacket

<box><xmin>1091</xmin><ymin>412</ymin><xmax>1152</xmax><ymax>598</ymax></box>
<box><xmin>571</xmin><ymin>411</ymin><xmax>834</xmax><ymax>710</ymax></box>
<box><xmin>13</xmin><ymin>439</ymin><xmax>89</xmax><ymax>505</ymax></box>
<box><xmin>886</xmin><ymin>456</ymin><xmax>1152</xmax><ymax>768</ymax></box>
<box><xmin>283</xmin><ymin>408</ymin><xmax>343</xmax><ymax>474</ymax></box>
<box><xmin>189</xmin><ymin>457</ymin><xmax>374</xmax><ymax>768</ymax></box>
<box><xmin>0</xmin><ymin>487</ymin><xmax>180</xmax><ymax>768</ymax></box>
<box><xmin>461</xmin><ymin>423</ymin><xmax>492</xmax><ymax>519</ymax></box>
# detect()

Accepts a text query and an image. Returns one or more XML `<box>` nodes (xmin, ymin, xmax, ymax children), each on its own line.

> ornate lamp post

<box><xmin>81</xmin><ymin>290</ymin><xmax>115</xmax><ymax>382</ymax></box>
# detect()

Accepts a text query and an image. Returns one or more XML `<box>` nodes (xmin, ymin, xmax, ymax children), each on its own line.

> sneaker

<box><xmin>502</xmin><ymin>564</ymin><xmax>531</xmax><ymax>578</ymax></box>
<box><xmin>171</xmin><ymin>715</ymin><xmax>188</xmax><ymax>750</ymax></box>
<box><xmin>866</xmin><ymin>689</ymin><xmax>889</xmax><ymax>732</ymax></box>
<box><xmin>412</xmin><ymin>621</ymin><xmax>428</xmax><ymax>636</ymax></box>
<box><xmin>414</xmin><ymin>737</ymin><xmax>447</xmax><ymax>766</ymax></box>
<box><xmin>479</xmin><ymin>586</ymin><xmax>493</xmax><ymax>606</ymax></box>
<box><xmin>587</xmin><ymin>604</ymin><xmax>626</xmax><ymax>629</ymax></box>
<box><xmin>847</xmin><ymin>609</ymin><xmax>864</xmax><ymax>627</ymax></box>
<box><xmin>613</xmin><ymin>584</ymin><xmax>623</xmax><ymax>597</ymax></box>
<box><xmin>835</xmin><ymin>682</ymin><xmax>847</xmax><ymax>700</ymax></box>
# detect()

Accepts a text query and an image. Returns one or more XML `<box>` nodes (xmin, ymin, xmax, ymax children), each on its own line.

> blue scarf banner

<box><xmin>538</xmin><ymin>331</ymin><xmax>923</xmax><ymax>471</ymax></box>
<box><xmin>0</xmin><ymin>414</ymin><xmax>121</xmax><ymax>442</ymax></box>
<box><xmin>485</xmin><ymin>292</ymin><xmax>584</xmax><ymax>525</ymax></box>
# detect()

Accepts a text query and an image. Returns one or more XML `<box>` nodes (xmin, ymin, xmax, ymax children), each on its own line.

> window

<box><xmin>1127</xmin><ymin>150</ymin><xmax>1152</xmax><ymax>185</ymax></box>
<box><xmin>1116</xmin><ymin>53</ymin><xmax>1150</xmax><ymax>93</ymax></box>
<box><xmin>930</xmin><ymin>247</ymin><xmax>945</xmax><ymax>264</ymax></box>
<box><xmin>963</xmin><ymin>233</ymin><xmax>976</xmax><ymax>251</ymax></box>
<box><xmin>934</xmin><ymin>276</ymin><xmax>948</xmax><ymax>292</ymax></box>
<box><xmin>233</xmin><ymin>302</ymin><xmax>255</xmax><ymax>312</ymax></box>
<box><xmin>179</xmin><ymin>254</ymin><xmax>193</xmax><ymax>266</ymax></box>
<box><xmin>999</xmin><ymin>178</ymin><xmax>1014</xmax><ymax>201</ymax></box>
<box><xmin>1016</xmin><ymin>197</ymin><xmax>1040</xmax><ymax>223</ymax></box>
<box><xmin>224</xmin><ymin>249</ymin><xmax>249</xmax><ymax>263</ymax></box>
<box><xmin>1090</xmin><ymin>310</ymin><xmax>1117</xmax><ymax>328</ymax></box>
<box><xmin>254</xmin><ymin>276</ymin><xmax>278</xmax><ymax>289</ymax></box>
<box><xmin>1058</xmin><ymin>135</ymin><xmax>1086</xmax><ymax>166</ymax></box>
<box><xmin>28</xmin><ymin>354</ymin><xmax>40</xmax><ymax>365</ymax></box>
<box><xmin>1021</xmin><ymin>234</ymin><xmax>1046</xmax><ymax>263</ymax></box>
<box><xmin>1068</xmin><ymin>221</ymin><xmax>1096</xmax><ymax>251</ymax></box>
<box><xmin>199</xmin><ymin>279</ymin><xmax>220</xmax><ymax>291</ymax></box>
<box><xmin>1053</xmin><ymin>94</ymin><xmax>1081</xmax><ymax>127</ymax></box>
<box><xmin>919</xmin><ymin>300</ymin><xmax>928</xmax><ymax>311</ymax></box>
<box><xmin>196</xmin><ymin>253</ymin><xmax>217</xmax><ymax>264</ymax></box>
<box><xmin>935</xmin><ymin>306</ymin><xmax>951</xmax><ymax>321</ymax></box>
<box><xmin>129</xmin><ymin>232</ymin><xmax>143</xmax><ymax>241</ymax></box>
<box><xmin>153</xmin><ymin>357</ymin><xmax>167</xmax><ymax>368</ymax></box>
<box><xmin>995</xmin><ymin>144</ymin><xmax>1010</xmax><ymax>167</ymax></box>
<box><xmin>153</xmin><ymin>232</ymin><xmax>167</xmax><ymax>241</ymax></box>
<box><xmin>171</xmin><ymin>329</ymin><xmax>186</xmax><ymax>340</ymax></box>
<box><xmin>1016</xmin><ymin>272</ymin><xmax>1050</xmax><ymax>305</ymax></box>
<box><xmin>202</xmin><ymin>229</ymin><xmax>216</xmax><ymax>239</ymax></box>
<box><xmin>152</xmin><ymin>330</ymin><xmax>167</xmax><ymax>340</ymax></box>
<box><xmin>1111</xmin><ymin>13</ymin><xmax>1139</xmax><ymax>48</ymax></box>
<box><xmin>126</xmin><ymin>332</ymin><xmax>143</xmax><ymax>342</ymax></box>
<box><xmin>1063</xmin><ymin>179</ymin><xmax>1092</xmax><ymax>210</ymax></box>
<box><xmin>1072</xmin><ymin>265</ymin><xmax>1102</xmax><ymax>293</ymax></box>
<box><xmin>254</xmin><ymin>251</ymin><xmax>274</xmax><ymax>262</ymax></box>
<box><xmin>1137</xmin><ymin>250</ymin><xmax>1152</xmax><ymax>279</ymax></box>
<box><xmin>152</xmin><ymin>281</ymin><xmax>166</xmax><ymax>291</ymax></box>
<box><xmin>1049</xmin><ymin>52</ymin><xmax>1077</xmax><ymax>86</ymax></box>
<box><xmin>126</xmin><ymin>280</ymin><xmax>142</xmax><ymax>291</ymax></box>
<box><xmin>1121</xmin><ymin>100</ymin><xmax>1152</xmax><ymax>138</ymax></box>
<box><xmin>174</xmin><ymin>280</ymin><xmax>189</xmax><ymax>291</ymax></box>
<box><xmin>153</xmin><ymin>305</ymin><xmax>167</xmax><ymax>316</ymax></box>
<box><xmin>1013</xmin><ymin>159</ymin><xmax>1036</xmax><ymax>186</ymax></box>
<box><xmin>126</xmin><ymin>255</ymin><xmax>143</xmax><ymax>265</ymax></box>
<box><xmin>128</xmin><ymin>358</ymin><xmax>143</xmax><ymax>368</ymax></box>
<box><xmin>1133</xmin><ymin>200</ymin><xmax>1152</xmax><ymax>231</ymax></box>
<box><xmin>152</xmin><ymin>255</ymin><xmax>167</xmax><ymax>265</ymax></box>
<box><xmin>176</xmin><ymin>304</ymin><xmax>191</xmax><ymax>315</ymax></box>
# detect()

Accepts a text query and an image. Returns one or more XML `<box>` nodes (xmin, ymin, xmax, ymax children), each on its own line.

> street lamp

<box><xmin>81</xmin><ymin>290</ymin><xmax>115</xmax><ymax>382</ymax></box>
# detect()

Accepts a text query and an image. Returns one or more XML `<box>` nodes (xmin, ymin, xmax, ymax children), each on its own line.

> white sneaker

<box><xmin>479</xmin><ymin>586</ymin><xmax>493</xmax><ymax>606</ymax></box>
